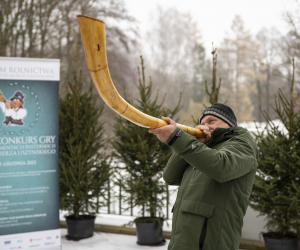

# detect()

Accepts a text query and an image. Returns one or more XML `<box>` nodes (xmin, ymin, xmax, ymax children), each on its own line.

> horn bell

<box><xmin>77</xmin><ymin>15</ymin><xmax>206</xmax><ymax>137</ymax></box>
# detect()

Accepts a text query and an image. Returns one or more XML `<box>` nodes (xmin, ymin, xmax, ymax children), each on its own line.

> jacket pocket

<box><xmin>180</xmin><ymin>200</ymin><xmax>215</xmax><ymax>217</ymax></box>
<box><xmin>176</xmin><ymin>200</ymin><xmax>214</xmax><ymax>249</ymax></box>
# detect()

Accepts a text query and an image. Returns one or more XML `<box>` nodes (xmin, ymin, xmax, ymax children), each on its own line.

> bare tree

<box><xmin>0</xmin><ymin>0</ymin><xmax>139</xmax><ymax>137</ymax></box>
<box><xmin>251</xmin><ymin>27</ymin><xmax>286</xmax><ymax>121</ymax></box>
<box><xmin>145</xmin><ymin>7</ymin><xmax>203</xmax><ymax>113</ymax></box>
<box><xmin>0</xmin><ymin>0</ymin><xmax>138</xmax><ymax>96</ymax></box>
<box><xmin>0</xmin><ymin>0</ymin><xmax>63</xmax><ymax>58</ymax></box>
<box><xmin>51</xmin><ymin>0</ymin><xmax>138</xmax><ymax>95</ymax></box>
<box><xmin>218</xmin><ymin>15</ymin><xmax>258</xmax><ymax>122</ymax></box>
<box><xmin>282</xmin><ymin>5</ymin><xmax>300</xmax><ymax>94</ymax></box>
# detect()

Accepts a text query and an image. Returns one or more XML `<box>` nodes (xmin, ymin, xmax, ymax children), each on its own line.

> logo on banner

<box><xmin>0</xmin><ymin>91</ymin><xmax>27</xmax><ymax>126</ymax></box>
<box><xmin>0</xmin><ymin>82</ymin><xmax>40</xmax><ymax>136</ymax></box>
<box><xmin>29</xmin><ymin>245</ymin><xmax>40</xmax><ymax>248</ymax></box>
<box><xmin>30</xmin><ymin>238</ymin><xmax>42</xmax><ymax>242</ymax></box>
<box><xmin>5</xmin><ymin>240</ymin><xmax>11</xmax><ymax>245</ymax></box>
<box><xmin>45</xmin><ymin>242</ymin><xmax>55</xmax><ymax>246</ymax></box>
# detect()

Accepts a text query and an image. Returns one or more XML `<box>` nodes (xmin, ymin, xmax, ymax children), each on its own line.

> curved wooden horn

<box><xmin>77</xmin><ymin>15</ymin><xmax>206</xmax><ymax>137</ymax></box>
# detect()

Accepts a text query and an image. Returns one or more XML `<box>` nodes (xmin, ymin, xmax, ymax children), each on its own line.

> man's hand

<box><xmin>194</xmin><ymin>125</ymin><xmax>211</xmax><ymax>144</ymax></box>
<box><xmin>148</xmin><ymin>116</ymin><xmax>177</xmax><ymax>143</ymax></box>
<box><xmin>5</xmin><ymin>102</ymin><xmax>11</xmax><ymax>109</ymax></box>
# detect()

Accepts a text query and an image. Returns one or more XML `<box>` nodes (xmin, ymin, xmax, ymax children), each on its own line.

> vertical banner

<box><xmin>0</xmin><ymin>57</ymin><xmax>61</xmax><ymax>250</ymax></box>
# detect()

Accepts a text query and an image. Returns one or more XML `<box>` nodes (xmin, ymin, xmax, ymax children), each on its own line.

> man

<box><xmin>149</xmin><ymin>103</ymin><xmax>258</xmax><ymax>250</ymax></box>
<box><xmin>0</xmin><ymin>91</ymin><xmax>27</xmax><ymax>126</ymax></box>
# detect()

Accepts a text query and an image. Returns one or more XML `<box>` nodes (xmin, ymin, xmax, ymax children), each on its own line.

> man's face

<box><xmin>200</xmin><ymin>115</ymin><xmax>230</xmax><ymax>132</ymax></box>
<box><xmin>11</xmin><ymin>99</ymin><xmax>23</xmax><ymax>109</ymax></box>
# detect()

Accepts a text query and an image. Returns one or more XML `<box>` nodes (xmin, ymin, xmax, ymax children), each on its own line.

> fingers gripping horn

<box><xmin>77</xmin><ymin>15</ymin><xmax>206</xmax><ymax>138</ymax></box>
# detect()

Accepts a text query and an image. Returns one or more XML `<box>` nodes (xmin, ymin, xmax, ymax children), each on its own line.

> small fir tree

<box><xmin>191</xmin><ymin>45</ymin><xmax>224</xmax><ymax>125</ymax></box>
<box><xmin>111</xmin><ymin>56</ymin><xmax>182</xmax><ymax>225</ymax></box>
<box><xmin>204</xmin><ymin>45</ymin><xmax>222</xmax><ymax>105</ymax></box>
<box><xmin>59</xmin><ymin>69</ymin><xmax>111</xmax><ymax>218</ymax></box>
<box><xmin>249</xmin><ymin>59</ymin><xmax>300</xmax><ymax>238</ymax></box>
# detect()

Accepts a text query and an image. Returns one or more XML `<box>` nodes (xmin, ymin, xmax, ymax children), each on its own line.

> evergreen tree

<box><xmin>186</xmin><ymin>45</ymin><xmax>224</xmax><ymax>126</ymax></box>
<box><xmin>111</xmin><ymin>56</ymin><xmax>182</xmax><ymax>222</ymax></box>
<box><xmin>59</xmin><ymin>69</ymin><xmax>111</xmax><ymax>218</ymax></box>
<box><xmin>204</xmin><ymin>46</ymin><xmax>222</xmax><ymax>106</ymax></box>
<box><xmin>249</xmin><ymin>59</ymin><xmax>300</xmax><ymax>238</ymax></box>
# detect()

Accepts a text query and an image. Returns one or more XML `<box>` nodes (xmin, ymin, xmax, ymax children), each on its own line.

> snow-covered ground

<box><xmin>60</xmin><ymin>212</ymin><xmax>173</xmax><ymax>231</ymax></box>
<box><xmin>60</xmin><ymin>228</ymin><xmax>170</xmax><ymax>250</ymax></box>
<box><xmin>239</xmin><ymin>119</ymin><xmax>287</xmax><ymax>134</ymax></box>
<box><xmin>60</xmin><ymin>229</ymin><xmax>245</xmax><ymax>250</ymax></box>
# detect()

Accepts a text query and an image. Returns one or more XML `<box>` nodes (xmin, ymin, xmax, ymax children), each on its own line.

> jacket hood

<box><xmin>206</xmin><ymin>126</ymin><xmax>249</xmax><ymax>148</ymax></box>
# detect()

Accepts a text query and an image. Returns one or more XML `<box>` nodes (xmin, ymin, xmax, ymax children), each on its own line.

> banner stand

<box><xmin>0</xmin><ymin>57</ymin><xmax>61</xmax><ymax>250</ymax></box>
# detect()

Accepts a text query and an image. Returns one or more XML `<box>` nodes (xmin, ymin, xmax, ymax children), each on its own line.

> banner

<box><xmin>0</xmin><ymin>57</ymin><xmax>61</xmax><ymax>250</ymax></box>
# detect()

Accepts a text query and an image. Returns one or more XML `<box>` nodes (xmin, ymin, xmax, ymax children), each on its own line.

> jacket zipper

<box><xmin>171</xmin><ymin>167</ymin><xmax>195</xmax><ymax>247</ymax></box>
<box><xmin>192</xmin><ymin>167</ymin><xmax>197</xmax><ymax>178</ymax></box>
<box><xmin>199</xmin><ymin>217</ymin><xmax>208</xmax><ymax>250</ymax></box>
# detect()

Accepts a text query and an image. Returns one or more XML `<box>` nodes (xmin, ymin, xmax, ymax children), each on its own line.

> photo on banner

<box><xmin>0</xmin><ymin>57</ymin><xmax>61</xmax><ymax>250</ymax></box>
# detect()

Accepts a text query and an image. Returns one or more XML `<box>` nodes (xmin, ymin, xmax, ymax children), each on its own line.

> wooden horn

<box><xmin>77</xmin><ymin>15</ymin><xmax>206</xmax><ymax>137</ymax></box>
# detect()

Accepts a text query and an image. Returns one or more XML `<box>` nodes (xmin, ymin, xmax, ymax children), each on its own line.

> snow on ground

<box><xmin>60</xmin><ymin>229</ymin><xmax>246</xmax><ymax>250</ymax></box>
<box><xmin>239</xmin><ymin>119</ymin><xmax>287</xmax><ymax>134</ymax></box>
<box><xmin>60</xmin><ymin>212</ymin><xmax>173</xmax><ymax>231</ymax></box>
<box><xmin>60</xmin><ymin>228</ymin><xmax>170</xmax><ymax>250</ymax></box>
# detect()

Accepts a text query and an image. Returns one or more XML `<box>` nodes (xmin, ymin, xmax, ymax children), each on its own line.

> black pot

<box><xmin>66</xmin><ymin>215</ymin><xmax>96</xmax><ymax>240</ymax></box>
<box><xmin>135</xmin><ymin>217</ymin><xmax>164</xmax><ymax>245</ymax></box>
<box><xmin>263</xmin><ymin>233</ymin><xmax>299</xmax><ymax>250</ymax></box>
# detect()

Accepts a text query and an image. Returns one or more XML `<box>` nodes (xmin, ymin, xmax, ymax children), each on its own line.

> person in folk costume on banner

<box><xmin>149</xmin><ymin>103</ymin><xmax>258</xmax><ymax>250</ymax></box>
<box><xmin>0</xmin><ymin>91</ymin><xmax>27</xmax><ymax>126</ymax></box>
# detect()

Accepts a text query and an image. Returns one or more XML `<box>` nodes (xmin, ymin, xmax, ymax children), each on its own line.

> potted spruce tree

<box><xmin>59</xmin><ymin>68</ymin><xmax>111</xmax><ymax>240</ymax></box>
<box><xmin>250</xmin><ymin>59</ymin><xmax>300</xmax><ymax>250</ymax></box>
<box><xmin>111</xmin><ymin>56</ymin><xmax>182</xmax><ymax>245</ymax></box>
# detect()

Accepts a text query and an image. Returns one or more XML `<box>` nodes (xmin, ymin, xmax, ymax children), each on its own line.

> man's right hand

<box><xmin>194</xmin><ymin>125</ymin><xmax>211</xmax><ymax>144</ymax></box>
<box><xmin>5</xmin><ymin>102</ymin><xmax>11</xmax><ymax>109</ymax></box>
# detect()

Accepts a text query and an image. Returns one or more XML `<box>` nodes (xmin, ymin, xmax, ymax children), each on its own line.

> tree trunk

<box><xmin>256</xmin><ymin>79</ymin><xmax>262</xmax><ymax>123</ymax></box>
<box><xmin>266</xmin><ymin>66</ymin><xmax>271</xmax><ymax>115</ymax></box>
<box><xmin>74</xmin><ymin>198</ymin><xmax>79</xmax><ymax>218</ymax></box>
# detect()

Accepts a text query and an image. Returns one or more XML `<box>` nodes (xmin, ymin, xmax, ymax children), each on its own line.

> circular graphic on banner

<box><xmin>0</xmin><ymin>82</ymin><xmax>40</xmax><ymax>135</ymax></box>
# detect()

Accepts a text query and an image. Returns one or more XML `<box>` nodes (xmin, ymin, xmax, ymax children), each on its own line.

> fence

<box><xmin>96</xmin><ymin>175</ymin><xmax>178</xmax><ymax>220</ymax></box>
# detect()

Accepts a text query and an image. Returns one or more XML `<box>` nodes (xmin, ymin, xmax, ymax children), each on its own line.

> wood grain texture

<box><xmin>77</xmin><ymin>14</ymin><xmax>206</xmax><ymax>137</ymax></box>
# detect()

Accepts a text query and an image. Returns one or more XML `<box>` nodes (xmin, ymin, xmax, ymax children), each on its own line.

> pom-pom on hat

<box><xmin>199</xmin><ymin>103</ymin><xmax>237</xmax><ymax>127</ymax></box>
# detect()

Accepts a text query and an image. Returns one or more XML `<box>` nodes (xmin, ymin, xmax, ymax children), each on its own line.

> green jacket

<box><xmin>164</xmin><ymin>126</ymin><xmax>258</xmax><ymax>250</ymax></box>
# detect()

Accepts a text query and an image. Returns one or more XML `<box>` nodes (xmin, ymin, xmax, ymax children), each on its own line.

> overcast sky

<box><xmin>124</xmin><ymin>0</ymin><xmax>298</xmax><ymax>56</ymax></box>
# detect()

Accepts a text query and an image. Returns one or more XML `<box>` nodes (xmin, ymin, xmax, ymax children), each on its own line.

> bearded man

<box><xmin>149</xmin><ymin>103</ymin><xmax>258</xmax><ymax>250</ymax></box>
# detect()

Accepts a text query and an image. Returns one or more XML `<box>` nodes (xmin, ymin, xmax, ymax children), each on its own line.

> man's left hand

<box><xmin>149</xmin><ymin>116</ymin><xmax>177</xmax><ymax>143</ymax></box>
<box><xmin>194</xmin><ymin>125</ymin><xmax>211</xmax><ymax>144</ymax></box>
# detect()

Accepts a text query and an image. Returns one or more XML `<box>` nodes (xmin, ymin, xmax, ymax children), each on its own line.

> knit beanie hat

<box><xmin>198</xmin><ymin>103</ymin><xmax>237</xmax><ymax>127</ymax></box>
